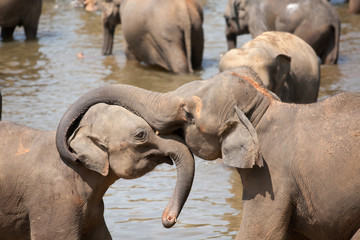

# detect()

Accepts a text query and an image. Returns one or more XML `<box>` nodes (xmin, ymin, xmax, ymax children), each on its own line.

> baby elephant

<box><xmin>0</xmin><ymin>103</ymin><xmax>194</xmax><ymax>239</ymax></box>
<box><xmin>219</xmin><ymin>31</ymin><xmax>320</xmax><ymax>103</ymax></box>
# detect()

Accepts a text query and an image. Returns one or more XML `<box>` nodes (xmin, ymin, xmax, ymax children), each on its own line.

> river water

<box><xmin>0</xmin><ymin>0</ymin><xmax>359</xmax><ymax>239</ymax></box>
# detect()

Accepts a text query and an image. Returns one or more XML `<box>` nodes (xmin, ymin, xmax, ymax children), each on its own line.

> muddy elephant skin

<box><xmin>102</xmin><ymin>0</ymin><xmax>204</xmax><ymax>73</ymax></box>
<box><xmin>0</xmin><ymin>103</ymin><xmax>194</xmax><ymax>239</ymax></box>
<box><xmin>224</xmin><ymin>0</ymin><xmax>341</xmax><ymax>64</ymax></box>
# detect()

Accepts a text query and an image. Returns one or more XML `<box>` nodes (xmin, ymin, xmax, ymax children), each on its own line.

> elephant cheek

<box><xmin>184</xmin><ymin>127</ymin><xmax>221</xmax><ymax>160</ymax></box>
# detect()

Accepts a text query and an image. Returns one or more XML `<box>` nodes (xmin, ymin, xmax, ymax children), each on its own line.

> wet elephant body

<box><xmin>102</xmin><ymin>0</ymin><xmax>204</xmax><ymax>73</ymax></box>
<box><xmin>224</xmin><ymin>0</ymin><xmax>340</xmax><ymax>64</ymax></box>
<box><xmin>0</xmin><ymin>104</ymin><xmax>194</xmax><ymax>239</ymax></box>
<box><xmin>56</xmin><ymin>67</ymin><xmax>360</xmax><ymax>239</ymax></box>
<box><xmin>0</xmin><ymin>0</ymin><xmax>42</xmax><ymax>40</ymax></box>
<box><xmin>219</xmin><ymin>31</ymin><xmax>320</xmax><ymax>103</ymax></box>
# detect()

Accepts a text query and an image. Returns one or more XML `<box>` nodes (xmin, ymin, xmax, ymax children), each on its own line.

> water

<box><xmin>0</xmin><ymin>0</ymin><xmax>359</xmax><ymax>239</ymax></box>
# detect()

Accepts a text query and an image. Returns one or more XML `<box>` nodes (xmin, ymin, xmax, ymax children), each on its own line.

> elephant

<box><xmin>55</xmin><ymin>66</ymin><xmax>360</xmax><ymax>239</ymax></box>
<box><xmin>0</xmin><ymin>0</ymin><xmax>42</xmax><ymax>40</ymax></box>
<box><xmin>0</xmin><ymin>103</ymin><xmax>194</xmax><ymax>239</ymax></box>
<box><xmin>101</xmin><ymin>0</ymin><xmax>204</xmax><ymax>73</ymax></box>
<box><xmin>349</xmin><ymin>0</ymin><xmax>360</xmax><ymax>14</ymax></box>
<box><xmin>219</xmin><ymin>31</ymin><xmax>320</xmax><ymax>103</ymax></box>
<box><xmin>0</xmin><ymin>91</ymin><xmax>2</xmax><ymax>120</ymax></box>
<box><xmin>224</xmin><ymin>0</ymin><xmax>341</xmax><ymax>65</ymax></box>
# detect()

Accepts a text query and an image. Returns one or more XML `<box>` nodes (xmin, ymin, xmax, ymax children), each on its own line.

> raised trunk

<box><xmin>158</xmin><ymin>135</ymin><xmax>195</xmax><ymax>228</ymax></box>
<box><xmin>56</xmin><ymin>85</ymin><xmax>182</xmax><ymax>164</ymax></box>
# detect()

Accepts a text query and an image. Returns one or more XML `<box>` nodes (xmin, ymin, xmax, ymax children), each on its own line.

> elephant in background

<box><xmin>0</xmin><ymin>103</ymin><xmax>194</xmax><ymax>239</ymax></box>
<box><xmin>224</xmin><ymin>0</ymin><xmax>341</xmax><ymax>65</ymax></box>
<box><xmin>219</xmin><ymin>31</ymin><xmax>320</xmax><ymax>103</ymax></box>
<box><xmin>349</xmin><ymin>0</ymin><xmax>360</xmax><ymax>14</ymax></box>
<box><xmin>0</xmin><ymin>0</ymin><xmax>42</xmax><ymax>40</ymax></box>
<box><xmin>56</xmin><ymin>67</ymin><xmax>360</xmax><ymax>239</ymax></box>
<box><xmin>101</xmin><ymin>0</ymin><xmax>204</xmax><ymax>74</ymax></box>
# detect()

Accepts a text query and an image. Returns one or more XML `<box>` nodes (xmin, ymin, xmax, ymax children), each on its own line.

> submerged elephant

<box><xmin>0</xmin><ymin>0</ymin><xmax>42</xmax><ymax>40</ymax></box>
<box><xmin>56</xmin><ymin>67</ymin><xmax>360</xmax><ymax>239</ymax></box>
<box><xmin>219</xmin><ymin>31</ymin><xmax>320</xmax><ymax>103</ymax></box>
<box><xmin>224</xmin><ymin>0</ymin><xmax>341</xmax><ymax>64</ymax></box>
<box><xmin>0</xmin><ymin>103</ymin><xmax>194</xmax><ymax>239</ymax></box>
<box><xmin>102</xmin><ymin>0</ymin><xmax>204</xmax><ymax>73</ymax></box>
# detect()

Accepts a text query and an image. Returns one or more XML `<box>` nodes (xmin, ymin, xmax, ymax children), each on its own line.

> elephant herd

<box><xmin>1</xmin><ymin>0</ymin><xmax>360</xmax><ymax>239</ymax></box>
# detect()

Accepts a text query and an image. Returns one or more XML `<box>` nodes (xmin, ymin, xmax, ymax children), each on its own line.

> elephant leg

<box><xmin>81</xmin><ymin>216</ymin><xmax>112</xmax><ymax>240</ymax></box>
<box><xmin>191</xmin><ymin>27</ymin><xmax>204</xmax><ymax>70</ymax></box>
<box><xmin>1</xmin><ymin>26</ymin><xmax>16</xmax><ymax>41</ymax></box>
<box><xmin>24</xmin><ymin>24</ymin><xmax>38</xmax><ymax>40</ymax></box>
<box><xmin>235</xmin><ymin>167</ymin><xmax>293</xmax><ymax>240</ymax></box>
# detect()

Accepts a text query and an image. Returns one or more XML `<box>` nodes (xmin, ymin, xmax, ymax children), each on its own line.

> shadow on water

<box><xmin>0</xmin><ymin>0</ymin><xmax>360</xmax><ymax>239</ymax></box>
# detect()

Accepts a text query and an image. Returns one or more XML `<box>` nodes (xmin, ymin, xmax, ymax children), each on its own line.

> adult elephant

<box><xmin>102</xmin><ymin>0</ymin><xmax>204</xmax><ymax>73</ymax></box>
<box><xmin>0</xmin><ymin>0</ymin><xmax>42</xmax><ymax>40</ymax></box>
<box><xmin>56</xmin><ymin>67</ymin><xmax>360</xmax><ymax>239</ymax></box>
<box><xmin>349</xmin><ymin>0</ymin><xmax>360</xmax><ymax>14</ymax></box>
<box><xmin>0</xmin><ymin>103</ymin><xmax>194</xmax><ymax>239</ymax></box>
<box><xmin>224</xmin><ymin>0</ymin><xmax>341</xmax><ymax>65</ymax></box>
<box><xmin>219</xmin><ymin>31</ymin><xmax>320</xmax><ymax>103</ymax></box>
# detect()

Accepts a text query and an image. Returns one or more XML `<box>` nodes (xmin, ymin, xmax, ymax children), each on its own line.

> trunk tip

<box><xmin>162</xmin><ymin>215</ymin><xmax>177</xmax><ymax>228</ymax></box>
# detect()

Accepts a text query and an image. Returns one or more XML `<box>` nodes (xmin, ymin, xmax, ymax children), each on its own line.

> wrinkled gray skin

<box><xmin>349</xmin><ymin>0</ymin><xmax>360</xmax><ymax>14</ymax></box>
<box><xmin>219</xmin><ymin>31</ymin><xmax>320</xmax><ymax>103</ymax></box>
<box><xmin>56</xmin><ymin>67</ymin><xmax>360</xmax><ymax>239</ymax></box>
<box><xmin>0</xmin><ymin>103</ymin><xmax>194</xmax><ymax>239</ymax></box>
<box><xmin>0</xmin><ymin>0</ymin><xmax>42</xmax><ymax>40</ymax></box>
<box><xmin>102</xmin><ymin>0</ymin><xmax>204</xmax><ymax>73</ymax></box>
<box><xmin>224</xmin><ymin>0</ymin><xmax>340</xmax><ymax>64</ymax></box>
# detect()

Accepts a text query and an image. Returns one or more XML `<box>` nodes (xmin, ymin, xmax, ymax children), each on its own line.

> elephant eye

<box><xmin>183</xmin><ymin>109</ymin><xmax>195</xmax><ymax>124</ymax></box>
<box><xmin>134</xmin><ymin>129</ymin><xmax>148</xmax><ymax>142</ymax></box>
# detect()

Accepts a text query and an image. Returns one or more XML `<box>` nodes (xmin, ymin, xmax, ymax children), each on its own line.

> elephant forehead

<box><xmin>83</xmin><ymin>103</ymin><xmax>148</xmax><ymax>131</ymax></box>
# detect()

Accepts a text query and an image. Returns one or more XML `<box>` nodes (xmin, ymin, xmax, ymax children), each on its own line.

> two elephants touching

<box><xmin>55</xmin><ymin>67</ymin><xmax>360</xmax><ymax>239</ymax></box>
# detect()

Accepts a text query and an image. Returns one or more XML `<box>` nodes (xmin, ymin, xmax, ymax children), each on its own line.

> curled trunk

<box><xmin>158</xmin><ymin>135</ymin><xmax>195</xmax><ymax>228</ymax></box>
<box><xmin>56</xmin><ymin>84</ymin><xmax>181</xmax><ymax>164</ymax></box>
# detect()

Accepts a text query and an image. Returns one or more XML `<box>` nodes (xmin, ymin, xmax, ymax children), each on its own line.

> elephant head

<box><xmin>219</xmin><ymin>48</ymin><xmax>291</xmax><ymax>99</ymax></box>
<box><xmin>60</xmin><ymin>103</ymin><xmax>195</xmax><ymax>228</ymax></box>
<box><xmin>224</xmin><ymin>0</ymin><xmax>249</xmax><ymax>49</ymax></box>
<box><xmin>102</xmin><ymin>0</ymin><xmax>121</xmax><ymax>55</ymax></box>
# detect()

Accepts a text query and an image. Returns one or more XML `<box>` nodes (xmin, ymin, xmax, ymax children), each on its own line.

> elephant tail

<box><xmin>181</xmin><ymin>0</ymin><xmax>194</xmax><ymax>73</ymax></box>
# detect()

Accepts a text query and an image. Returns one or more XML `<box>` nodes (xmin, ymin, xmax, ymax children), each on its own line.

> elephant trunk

<box><xmin>56</xmin><ymin>85</ymin><xmax>182</xmax><ymax>164</ymax></box>
<box><xmin>159</xmin><ymin>135</ymin><xmax>195</xmax><ymax>228</ymax></box>
<box><xmin>102</xmin><ymin>21</ymin><xmax>116</xmax><ymax>55</ymax></box>
<box><xmin>101</xmin><ymin>1</ymin><xmax>120</xmax><ymax>55</ymax></box>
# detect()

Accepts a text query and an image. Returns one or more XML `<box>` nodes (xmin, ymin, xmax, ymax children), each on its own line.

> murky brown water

<box><xmin>1</xmin><ymin>0</ymin><xmax>359</xmax><ymax>239</ymax></box>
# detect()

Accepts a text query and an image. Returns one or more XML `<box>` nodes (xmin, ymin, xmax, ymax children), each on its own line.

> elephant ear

<box><xmin>221</xmin><ymin>106</ymin><xmax>263</xmax><ymax>169</ymax></box>
<box><xmin>68</xmin><ymin>125</ymin><xmax>109</xmax><ymax>176</ymax></box>
<box><xmin>273</xmin><ymin>54</ymin><xmax>291</xmax><ymax>97</ymax></box>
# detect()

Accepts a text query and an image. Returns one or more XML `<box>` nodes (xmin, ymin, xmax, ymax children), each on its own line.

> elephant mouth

<box><xmin>145</xmin><ymin>151</ymin><xmax>174</xmax><ymax>166</ymax></box>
